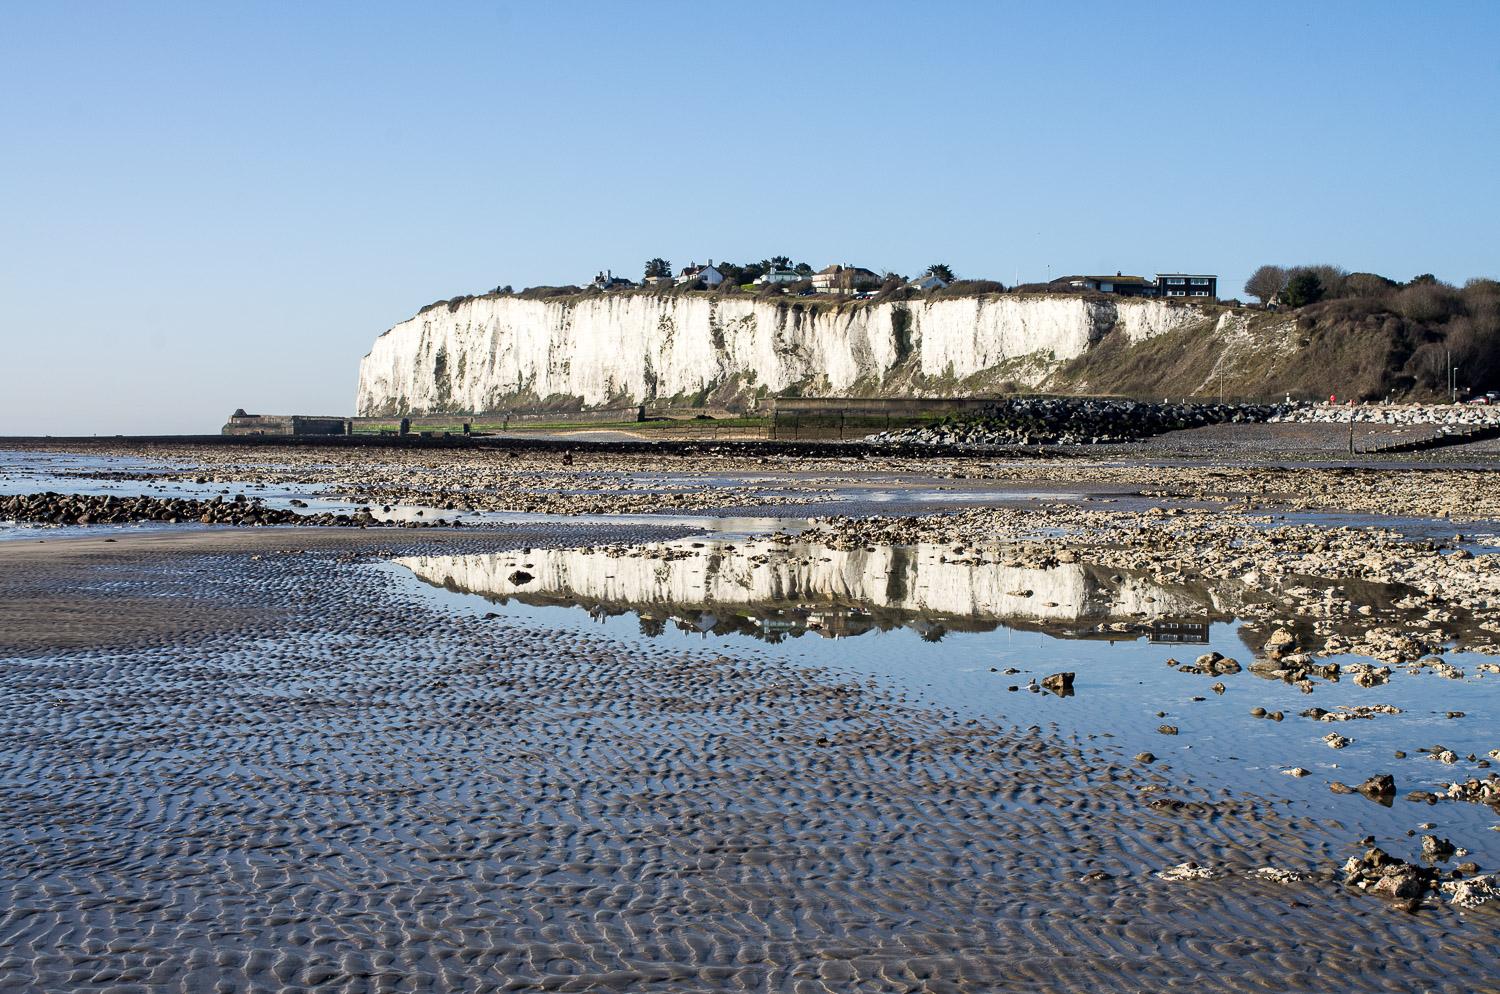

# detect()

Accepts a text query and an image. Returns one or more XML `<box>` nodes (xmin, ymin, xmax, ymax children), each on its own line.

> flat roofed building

<box><xmin>1059</xmin><ymin>273</ymin><xmax>1158</xmax><ymax>297</ymax></box>
<box><xmin>1156</xmin><ymin>274</ymin><xmax>1217</xmax><ymax>299</ymax></box>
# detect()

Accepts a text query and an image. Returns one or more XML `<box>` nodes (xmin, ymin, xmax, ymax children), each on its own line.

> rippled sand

<box><xmin>1</xmin><ymin>529</ymin><xmax>1495</xmax><ymax>993</ymax></box>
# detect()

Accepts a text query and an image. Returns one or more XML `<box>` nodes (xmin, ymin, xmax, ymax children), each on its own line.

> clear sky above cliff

<box><xmin>2</xmin><ymin>1</ymin><xmax>1497</xmax><ymax>434</ymax></box>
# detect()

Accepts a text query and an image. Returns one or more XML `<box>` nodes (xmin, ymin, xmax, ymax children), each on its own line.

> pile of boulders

<box><xmin>1272</xmin><ymin>403</ymin><xmax>1500</xmax><ymax>427</ymax></box>
<box><xmin>1342</xmin><ymin>847</ymin><xmax>1439</xmax><ymax>910</ymax></box>
<box><xmin>1445</xmin><ymin>773</ymin><xmax>1500</xmax><ymax>808</ymax></box>
<box><xmin>0</xmin><ymin>491</ymin><xmax>408</xmax><ymax>528</ymax></box>
<box><xmin>866</xmin><ymin>399</ymin><xmax>1287</xmax><ymax>447</ymax></box>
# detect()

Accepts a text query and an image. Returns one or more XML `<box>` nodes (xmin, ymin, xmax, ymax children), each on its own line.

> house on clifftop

<box><xmin>1051</xmin><ymin>272</ymin><xmax>1218</xmax><ymax>300</ymax></box>
<box><xmin>591</xmin><ymin>270</ymin><xmax>634</xmax><ymax>291</ymax></box>
<box><xmin>1155</xmin><ymin>273</ymin><xmax>1217</xmax><ymax>298</ymax></box>
<box><xmin>812</xmin><ymin>264</ymin><xmax>881</xmax><ymax>295</ymax></box>
<box><xmin>676</xmin><ymin>261</ymin><xmax>725</xmax><ymax>288</ymax></box>
<box><xmin>1058</xmin><ymin>273</ymin><xmax>1159</xmax><ymax>297</ymax></box>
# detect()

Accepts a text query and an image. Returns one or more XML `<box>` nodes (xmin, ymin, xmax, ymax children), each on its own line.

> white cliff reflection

<box><xmin>395</xmin><ymin>538</ymin><xmax>1231</xmax><ymax>642</ymax></box>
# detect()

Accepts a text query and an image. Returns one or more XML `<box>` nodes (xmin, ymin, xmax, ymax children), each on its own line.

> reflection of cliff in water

<box><xmin>396</xmin><ymin>538</ymin><xmax>1239</xmax><ymax>643</ymax></box>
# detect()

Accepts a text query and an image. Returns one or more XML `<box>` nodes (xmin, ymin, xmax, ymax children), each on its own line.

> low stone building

<box><xmin>222</xmin><ymin>410</ymin><xmax>350</xmax><ymax>436</ymax></box>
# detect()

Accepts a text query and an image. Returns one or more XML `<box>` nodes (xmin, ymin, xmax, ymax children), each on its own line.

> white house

<box><xmin>753</xmin><ymin>266</ymin><xmax>802</xmax><ymax>285</ymax></box>
<box><xmin>908</xmin><ymin>274</ymin><xmax>948</xmax><ymax>291</ymax></box>
<box><xmin>590</xmin><ymin>270</ymin><xmax>634</xmax><ymax>291</ymax></box>
<box><xmin>677</xmin><ymin>260</ymin><xmax>725</xmax><ymax>288</ymax></box>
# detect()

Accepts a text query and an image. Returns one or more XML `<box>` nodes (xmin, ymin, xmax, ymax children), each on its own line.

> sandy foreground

<box><xmin>2</xmin><ymin>437</ymin><xmax>1498</xmax><ymax>993</ymax></box>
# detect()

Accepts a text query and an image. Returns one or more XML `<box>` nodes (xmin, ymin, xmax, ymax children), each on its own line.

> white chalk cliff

<box><xmin>356</xmin><ymin>293</ymin><xmax>1212</xmax><ymax>415</ymax></box>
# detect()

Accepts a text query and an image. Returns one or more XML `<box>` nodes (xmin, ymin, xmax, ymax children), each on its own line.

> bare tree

<box><xmin>1244</xmin><ymin>265</ymin><xmax>1288</xmax><ymax>304</ymax></box>
<box><xmin>1295</xmin><ymin>264</ymin><xmax>1348</xmax><ymax>299</ymax></box>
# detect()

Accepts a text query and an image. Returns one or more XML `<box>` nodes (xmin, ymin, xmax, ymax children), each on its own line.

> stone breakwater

<box><xmin>1</xmin><ymin>492</ymin><xmax>444</xmax><ymax>528</ymax></box>
<box><xmin>867</xmin><ymin>399</ymin><xmax>1286</xmax><ymax>447</ymax></box>
<box><xmin>356</xmin><ymin>292</ymin><xmax>1213</xmax><ymax>415</ymax></box>
<box><xmin>1274</xmin><ymin>403</ymin><xmax>1500</xmax><ymax>426</ymax></box>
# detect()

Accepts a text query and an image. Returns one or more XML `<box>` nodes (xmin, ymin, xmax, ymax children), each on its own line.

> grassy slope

<box><xmin>1054</xmin><ymin>307</ymin><xmax>1447</xmax><ymax>403</ymax></box>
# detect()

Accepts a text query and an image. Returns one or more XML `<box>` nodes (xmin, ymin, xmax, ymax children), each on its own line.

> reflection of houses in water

<box><xmin>1149</xmin><ymin>619</ymin><xmax>1212</xmax><ymax>644</ymax></box>
<box><xmin>805</xmin><ymin>607</ymin><xmax>872</xmax><ymax>638</ymax></box>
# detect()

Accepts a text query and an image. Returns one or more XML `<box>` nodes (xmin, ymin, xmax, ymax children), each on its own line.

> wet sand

<box><xmin>2</xmin><ymin>527</ymin><xmax>1497</xmax><ymax>993</ymax></box>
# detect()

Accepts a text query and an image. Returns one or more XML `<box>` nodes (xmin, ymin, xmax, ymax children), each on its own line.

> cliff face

<box><xmin>355</xmin><ymin>292</ymin><xmax>1210</xmax><ymax>416</ymax></box>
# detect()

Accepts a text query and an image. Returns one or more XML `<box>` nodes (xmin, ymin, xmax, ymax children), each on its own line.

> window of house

<box><xmin>1165</xmin><ymin>277</ymin><xmax>1185</xmax><ymax>285</ymax></box>
<box><xmin>1167</xmin><ymin>290</ymin><xmax>1185</xmax><ymax>297</ymax></box>
<box><xmin>1191</xmin><ymin>278</ymin><xmax>1210</xmax><ymax>286</ymax></box>
<box><xmin>1191</xmin><ymin>290</ymin><xmax>1209</xmax><ymax>296</ymax></box>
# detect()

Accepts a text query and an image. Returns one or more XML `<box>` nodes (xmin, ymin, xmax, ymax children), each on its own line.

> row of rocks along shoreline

<box><xmin>865</xmin><ymin>399</ymin><xmax>1287</xmax><ymax>447</ymax></box>
<box><xmin>865</xmin><ymin>398</ymin><xmax>1500</xmax><ymax>448</ymax></box>
<box><xmin>0</xmin><ymin>492</ymin><xmax>460</xmax><ymax>529</ymax></box>
<box><xmin>16</xmin><ymin>435</ymin><xmax>1500</xmax><ymax>520</ymax></box>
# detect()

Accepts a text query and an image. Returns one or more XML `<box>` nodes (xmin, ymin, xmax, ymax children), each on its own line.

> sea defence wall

<box><xmin>355</xmin><ymin>292</ymin><xmax>1212</xmax><ymax>416</ymax></box>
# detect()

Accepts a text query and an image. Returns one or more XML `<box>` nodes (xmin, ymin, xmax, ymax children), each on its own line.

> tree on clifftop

<box><xmin>1282</xmin><ymin>270</ymin><xmax>1325</xmax><ymax>308</ymax></box>
<box><xmin>926</xmin><ymin>263</ymin><xmax>956</xmax><ymax>283</ymax></box>
<box><xmin>1244</xmin><ymin>265</ymin><xmax>1288</xmax><ymax>304</ymax></box>
<box><xmin>644</xmin><ymin>258</ymin><xmax>671</xmax><ymax>278</ymax></box>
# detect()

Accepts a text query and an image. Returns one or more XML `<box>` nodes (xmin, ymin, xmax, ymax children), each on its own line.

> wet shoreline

<box><xmin>2</xmin><ymin>441</ymin><xmax>1498</xmax><ymax>992</ymax></box>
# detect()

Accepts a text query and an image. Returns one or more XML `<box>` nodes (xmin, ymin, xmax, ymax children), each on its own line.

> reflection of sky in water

<box><xmin>392</xmin><ymin>538</ymin><xmax>1500</xmax><ymax>868</ymax></box>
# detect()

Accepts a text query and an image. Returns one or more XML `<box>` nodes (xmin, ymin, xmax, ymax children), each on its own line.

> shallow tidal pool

<box><xmin>390</xmin><ymin>534</ymin><xmax>1500</xmax><ymax>873</ymax></box>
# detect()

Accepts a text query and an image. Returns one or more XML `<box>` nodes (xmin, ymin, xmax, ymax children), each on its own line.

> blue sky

<box><xmin>2</xmin><ymin>1</ymin><xmax>1497</xmax><ymax>434</ymax></box>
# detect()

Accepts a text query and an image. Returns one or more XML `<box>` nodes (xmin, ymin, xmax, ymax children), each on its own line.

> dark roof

<box><xmin>1079</xmin><ymin>274</ymin><xmax>1153</xmax><ymax>285</ymax></box>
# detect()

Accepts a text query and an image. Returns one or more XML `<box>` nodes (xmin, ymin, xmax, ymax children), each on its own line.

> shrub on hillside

<box><xmin>929</xmin><ymin>279</ymin><xmax>1006</xmax><ymax>298</ymax></box>
<box><xmin>517</xmin><ymin>285</ymin><xmax>582</xmax><ymax>300</ymax></box>
<box><xmin>1282</xmin><ymin>272</ymin><xmax>1325</xmax><ymax>308</ymax></box>
<box><xmin>1395</xmin><ymin>282</ymin><xmax>1463</xmax><ymax>323</ymax></box>
<box><xmin>1342</xmin><ymin>272</ymin><xmax>1398</xmax><ymax>298</ymax></box>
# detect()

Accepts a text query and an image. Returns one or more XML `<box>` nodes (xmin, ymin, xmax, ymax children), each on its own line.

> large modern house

<box><xmin>811</xmin><ymin>264</ymin><xmax>882</xmax><ymax>295</ymax></box>
<box><xmin>1054</xmin><ymin>272</ymin><xmax>1218</xmax><ymax>299</ymax></box>
<box><xmin>1155</xmin><ymin>273</ymin><xmax>1218</xmax><ymax>298</ymax></box>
